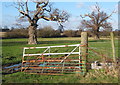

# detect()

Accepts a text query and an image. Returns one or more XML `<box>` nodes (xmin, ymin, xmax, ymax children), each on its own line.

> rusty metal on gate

<box><xmin>21</xmin><ymin>44</ymin><xmax>87</xmax><ymax>75</ymax></box>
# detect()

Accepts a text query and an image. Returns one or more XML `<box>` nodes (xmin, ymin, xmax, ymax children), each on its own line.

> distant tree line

<box><xmin>1</xmin><ymin>26</ymin><xmax>119</xmax><ymax>39</ymax></box>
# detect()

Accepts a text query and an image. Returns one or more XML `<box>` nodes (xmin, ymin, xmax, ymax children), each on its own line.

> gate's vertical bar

<box><xmin>41</xmin><ymin>54</ymin><xmax>44</xmax><ymax>73</ymax></box>
<box><xmin>62</xmin><ymin>62</ymin><xmax>65</xmax><ymax>73</ymax></box>
<box><xmin>49</xmin><ymin>47</ymin><xmax>50</xmax><ymax>57</ymax></box>
<box><xmin>21</xmin><ymin>48</ymin><xmax>25</xmax><ymax>72</ymax></box>
<box><xmin>80</xmin><ymin>32</ymin><xmax>88</xmax><ymax>76</ymax></box>
<box><xmin>79</xmin><ymin>45</ymin><xmax>81</xmax><ymax>71</ymax></box>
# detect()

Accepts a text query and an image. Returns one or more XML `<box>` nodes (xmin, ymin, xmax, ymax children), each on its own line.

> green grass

<box><xmin>2</xmin><ymin>70</ymin><xmax>118</xmax><ymax>83</ymax></box>
<box><xmin>1</xmin><ymin>37</ymin><xmax>119</xmax><ymax>83</ymax></box>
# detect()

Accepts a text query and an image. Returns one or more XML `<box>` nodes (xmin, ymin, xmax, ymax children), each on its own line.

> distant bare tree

<box><xmin>14</xmin><ymin>0</ymin><xmax>69</xmax><ymax>44</ymax></box>
<box><xmin>80</xmin><ymin>3</ymin><xmax>115</xmax><ymax>40</ymax></box>
<box><xmin>50</xmin><ymin>8</ymin><xmax>69</xmax><ymax>33</ymax></box>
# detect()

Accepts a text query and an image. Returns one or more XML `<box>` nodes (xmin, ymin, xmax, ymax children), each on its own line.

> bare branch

<box><xmin>95</xmin><ymin>2</ymin><xmax>100</xmax><ymax>12</ymax></box>
<box><xmin>25</xmin><ymin>0</ymin><xmax>29</xmax><ymax>14</ymax></box>
<box><xmin>42</xmin><ymin>16</ymin><xmax>51</xmax><ymax>21</ymax></box>
<box><xmin>19</xmin><ymin>10</ymin><xmax>31</xmax><ymax>22</ymax></box>
<box><xmin>42</xmin><ymin>1</ymin><xmax>49</xmax><ymax>8</ymax></box>
<box><xmin>98</xmin><ymin>11</ymin><xmax>115</xmax><ymax>26</ymax></box>
<box><xmin>35</xmin><ymin>0</ymin><xmax>49</xmax><ymax>8</ymax></box>
<box><xmin>43</xmin><ymin>4</ymin><xmax>52</xmax><ymax>12</ymax></box>
<box><xmin>50</xmin><ymin>9</ymin><xmax>69</xmax><ymax>24</ymax></box>
<box><xmin>34</xmin><ymin>1</ymin><xmax>49</xmax><ymax>18</ymax></box>
<box><xmin>34</xmin><ymin>7</ymin><xmax>43</xmax><ymax>17</ymax></box>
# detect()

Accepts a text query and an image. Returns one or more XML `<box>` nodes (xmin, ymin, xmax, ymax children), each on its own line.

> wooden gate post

<box><xmin>80</xmin><ymin>32</ymin><xmax>88</xmax><ymax>75</ymax></box>
<box><xmin>110</xmin><ymin>32</ymin><xmax>116</xmax><ymax>62</ymax></box>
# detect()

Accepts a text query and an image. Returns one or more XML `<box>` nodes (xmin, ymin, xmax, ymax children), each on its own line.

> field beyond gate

<box><xmin>22</xmin><ymin>44</ymin><xmax>87</xmax><ymax>75</ymax></box>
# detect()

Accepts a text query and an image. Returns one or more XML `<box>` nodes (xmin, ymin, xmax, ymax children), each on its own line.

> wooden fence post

<box><xmin>80</xmin><ymin>32</ymin><xmax>88</xmax><ymax>75</ymax></box>
<box><xmin>110</xmin><ymin>32</ymin><xmax>116</xmax><ymax>62</ymax></box>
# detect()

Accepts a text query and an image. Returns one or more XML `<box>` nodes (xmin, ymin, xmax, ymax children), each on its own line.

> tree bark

<box><xmin>28</xmin><ymin>25</ymin><xmax>38</xmax><ymax>44</ymax></box>
<box><xmin>94</xmin><ymin>33</ymin><xmax>100</xmax><ymax>40</ymax></box>
<box><xmin>93</xmin><ymin>28</ymin><xmax>100</xmax><ymax>40</ymax></box>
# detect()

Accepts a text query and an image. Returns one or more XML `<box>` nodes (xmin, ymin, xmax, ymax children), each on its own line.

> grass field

<box><xmin>1</xmin><ymin>37</ymin><xmax>119</xmax><ymax>83</ymax></box>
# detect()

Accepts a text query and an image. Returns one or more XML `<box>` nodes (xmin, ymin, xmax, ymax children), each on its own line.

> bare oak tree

<box><xmin>50</xmin><ymin>8</ymin><xmax>69</xmax><ymax>33</ymax></box>
<box><xmin>14</xmin><ymin>0</ymin><xmax>69</xmax><ymax>44</ymax></box>
<box><xmin>80</xmin><ymin>3</ymin><xmax>115</xmax><ymax>40</ymax></box>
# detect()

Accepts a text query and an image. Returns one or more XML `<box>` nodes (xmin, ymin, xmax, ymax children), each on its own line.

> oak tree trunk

<box><xmin>28</xmin><ymin>25</ymin><xmax>38</xmax><ymax>44</ymax></box>
<box><xmin>94</xmin><ymin>33</ymin><xmax>100</xmax><ymax>40</ymax></box>
<box><xmin>93</xmin><ymin>28</ymin><xmax>100</xmax><ymax>40</ymax></box>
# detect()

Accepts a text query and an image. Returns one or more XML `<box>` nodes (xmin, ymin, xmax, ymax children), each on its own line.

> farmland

<box><xmin>1</xmin><ymin>37</ymin><xmax>119</xmax><ymax>83</ymax></box>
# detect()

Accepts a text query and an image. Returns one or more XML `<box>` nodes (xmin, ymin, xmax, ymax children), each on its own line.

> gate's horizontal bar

<box><xmin>26</xmin><ymin>73</ymin><xmax>64</xmax><ymax>75</ymax></box>
<box><xmin>42</xmin><ymin>63</ymin><xmax>85</xmax><ymax>64</ymax></box>
<box><xmin>23</xmin><ymin>52</ymin><xmax>79</xmax><ymax>56</ymax></box>
<box><xmin>37</xmin><ymin>66</ymin><xmax>84</xmax><ymax>67</ymax></box>
<box><xmin>22</xmin><ymin>66</ymin><xmax>82</xmax><ymax>69</ymax></box>
<box><xmin>24</xmin><ymin>70</ymin><xmax>83</xmax><ymax>73</ymax></box>
<box><xmin>23</xmin><ymin>59</ymin><xmax>82</xmax><ymax>63</ymax></box>
<box><xmin>24</xmin><ymin>44</ymin><xmax>80</xmax><ymax>49</ymax></box>
<box><xmin>23</xmin><ymin>68</ymin><xmax>85</xmax><ymax>71</ymax></box>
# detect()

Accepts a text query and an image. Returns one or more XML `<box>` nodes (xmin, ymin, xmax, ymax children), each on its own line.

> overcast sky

<box><xmin>0</xmin><ymin>1</ymin><xmax>118</xmax><ymax>30</ymax></box>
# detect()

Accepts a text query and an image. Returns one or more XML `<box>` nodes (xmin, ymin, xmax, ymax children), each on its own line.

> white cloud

<box><xmin>89</xmin><ymin>5</ymin><xmax>97</xmax><ymax>11</ymax></box>
<box><xmin>111</xmin><ymin>19</ymin><xmax>118</xmax><ymax>30</ymax></box>
<box><xmin>76</xmin><ymin>2</ymin><xmax>84</xmax><ymax>8</ymax></box>
<box><xmin>37</xmin><ymin>16</ymin><xmax>82</xmax><ymax>30</ymax></box>
<box><xmin>115</xmin><ymin>4</ymin><xmax>118</xmax><ymax>9</ymax></box>
<box><xmin>63</xmin><ymin>16</ymin><xmax>81</xmax><ymax>30</ymax></box>
<box><xmin>37</xmin><ymin>19</ymin><xmax>59</xmax><ymax>29</ymax></box>
<box><xmin>114</xmin><ymin>4</ymin><xmax>118</xmax><ymax>13</ymax></box>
